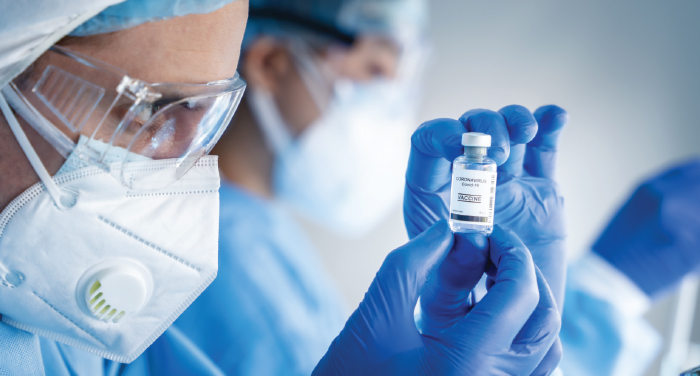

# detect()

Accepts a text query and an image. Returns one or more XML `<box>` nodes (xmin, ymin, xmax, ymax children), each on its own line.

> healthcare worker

<box><xmin>172</xmin><ymin>0</ymin><xmax>426</xmax><ymax>374</ymax></box>
<box><xmin>0</xmin><ymin>0</ymin><xmax>250</xmax><ymax>373</ymax></box>
<box><xmin>0</xmin><ymin>0</ymin><xmax>562</xmax><ymax>375</ymax></box>
<box><xmin>217</xmin><ymin>0</ymin><xmax>426</xmax><ymax>237</ymax></box>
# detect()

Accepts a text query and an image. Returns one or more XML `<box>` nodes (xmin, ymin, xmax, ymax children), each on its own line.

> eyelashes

<box><xmin>135</xmin><ymin>99</ymin><xmax>205</xmax><ymax>125</ymax></box>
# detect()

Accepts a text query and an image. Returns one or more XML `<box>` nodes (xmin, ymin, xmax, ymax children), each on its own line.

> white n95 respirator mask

<box><xmin>0</xmin><ymin>93</ymin><xmax>221</xmax><ymax>363</ymax></box>
<box><xmin>0</xmin><ymin>45</ymin><xmax>245</xmax><ymax>362</ymax></box>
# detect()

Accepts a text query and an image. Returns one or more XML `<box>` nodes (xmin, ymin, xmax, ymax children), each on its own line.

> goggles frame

<box><xmin>9</xmin><ymin>45</ymin><xmax>246</xmax><ymax>190</ymax></box>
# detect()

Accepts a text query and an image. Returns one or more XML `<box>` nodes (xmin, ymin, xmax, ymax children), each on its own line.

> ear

<box><xmin>242</xmin><ymin>36</ymin><xmax>293</xmax><ymax>95</ymax></box>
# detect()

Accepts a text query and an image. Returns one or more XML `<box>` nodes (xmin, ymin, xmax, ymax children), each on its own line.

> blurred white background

<box><xmin>302</xmin><ymin>1</ymin><xmax>700</xmax><ymax>375</ymax></box>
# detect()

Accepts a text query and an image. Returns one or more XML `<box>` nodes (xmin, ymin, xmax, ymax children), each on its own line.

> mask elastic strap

<box><xmin>248</xmin><ymin>40</ymin><xmax>334</xmax><ymax>156</ymax></box>
<box><xmin>0</xmin><ymin>91</ymin><xmax>74</xmax><ymax>210</ymax></box>
<box><xmin>247</xmin><ymin>87</ymin><xmax>294</xmax><ymax>156</ymax></box>
<box><xmin>286</xmin><ymin>40</ymin><xmax>333</xmax><ymax>113</ymax></box>
<box><xmin>1</xmin><ymin>84</ymin><xmax>75</xmax><ymax>159</ymax></box>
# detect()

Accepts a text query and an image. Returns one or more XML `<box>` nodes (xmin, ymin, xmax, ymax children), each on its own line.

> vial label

<box><xmin>449</xmin><ymin>169</ymin><xmax>497</xmax><ymax>225</ymax></box>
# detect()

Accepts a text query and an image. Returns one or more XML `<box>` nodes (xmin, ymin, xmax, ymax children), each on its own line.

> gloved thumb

<box><xmin>337</xmin><ymin>220</ymin><xmax>454</xmax><ymax>365</ymax></box>
<box><xmin>312</xmin><ymin>222</ymin><xmax>459</xmax><ymax>374</ymax></box>
<box><xmin>419</xmin><ymin>232</ymin><xmax>489</xmax><ymax>335</ymax></box>
<box><xmin>377</xmin><ymin>219</ymin><xmax>455</xmax><ymax>316</ymax></box>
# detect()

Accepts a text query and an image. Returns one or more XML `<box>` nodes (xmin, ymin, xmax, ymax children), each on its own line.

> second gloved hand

<box><xmin>593</xmin><ymin>158</ymin><xmax>700</xmax><ymax>299</ymax></box>
<box><xmin>403</xmin><ymin>105</ymin><xmax>569</xmax><ymax>308</ymax></box>
<box><xmin>313</xmin><ymin>221</ymin><xmax>561</xmax><ymax>375</ymax></box>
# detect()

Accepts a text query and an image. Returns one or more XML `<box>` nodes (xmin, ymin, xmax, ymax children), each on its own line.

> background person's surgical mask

<box><xmin>249</xmin><ymin>71</ymin><xmax>416</xmax><ymax>238</ymax></box>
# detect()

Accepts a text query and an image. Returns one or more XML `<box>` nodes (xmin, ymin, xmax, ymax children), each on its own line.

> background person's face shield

<box><xmin>247</xmin><ymin>33</ymin><xmax>428</xmax><ymax>237</ymax></box>
<box><xmin>5</xmin><ymin>45</ymin><xmax>246</xmax><ymax>190</ymax></box>
<box><xmin>285</xmin><ymin>32</ymin><xmax>427</xmax><ymax>116</ymax></box>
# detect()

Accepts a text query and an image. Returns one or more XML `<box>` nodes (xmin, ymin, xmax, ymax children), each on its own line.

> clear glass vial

<box><xmin>449</xmin><ymin>132</ymin><xmax>497</xmax><ymax>235</ymax></box>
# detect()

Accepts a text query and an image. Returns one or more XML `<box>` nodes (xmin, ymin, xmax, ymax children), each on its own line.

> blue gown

<box><xmin>170</xmin><ymin>181</ymin><xmax>347</xmax><ymax>375</ymax></box>
<box><xmin>559</xmin><ymin>253</ymin><xmax>661</xmax><ymax>376</ymax></box>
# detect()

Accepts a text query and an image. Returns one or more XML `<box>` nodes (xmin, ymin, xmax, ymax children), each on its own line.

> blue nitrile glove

<box><xmin>593</xmin><ymin>158</ymin><xmax>700</xmax><ymax>299</ymax></box>
<box><xmin>418</xmin><ymin>226</ymin><xmax>562</xmax><ymax>376</ymax></box>
<box><xmin>404</xmin><ymin>105</ymin><xmax>568</xmax><ymax>308</ymax></box>
<box><xmin>313</xmin><ymin>221</ymin><xmax>562</xmax><ymax>375</ymax></box>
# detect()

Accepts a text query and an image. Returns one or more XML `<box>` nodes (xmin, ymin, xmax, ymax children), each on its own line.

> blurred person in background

<box><xmin>172</xmin><ymin>0</ymin><xmax>428</xmax><ymax>374</ymax></box>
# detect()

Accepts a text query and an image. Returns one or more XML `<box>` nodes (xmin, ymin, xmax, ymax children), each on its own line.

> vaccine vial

<box><xmin>449</xmin><ymin>132</ymin><xmax>497</xmax><ymax>235</ymax></box>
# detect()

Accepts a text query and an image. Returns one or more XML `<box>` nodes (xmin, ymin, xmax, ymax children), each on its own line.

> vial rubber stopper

<box><xmin>462</xmin><ymin>132</ymin><xmax>491</xmax><ymax>147</ymax></box>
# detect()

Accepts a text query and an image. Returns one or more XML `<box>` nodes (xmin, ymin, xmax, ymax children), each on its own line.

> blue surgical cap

<box><xmin>0</xmin><ymin>0</ymin><xmax>243</xmax><ymax>88</ymax></box>
<box><xmin>244</xmin><ymin>0</ymin><xmax>427</xmax><ymax>49</ymax></box>
<box><xmin>71</xmin><ymin>0</ymin><xmax>238</xmax><ymax>36</ymax></box>
<box><xmin>0</xmin><ymin>0</ymin><xmax>122</xmax><ymax>88</ymax></box>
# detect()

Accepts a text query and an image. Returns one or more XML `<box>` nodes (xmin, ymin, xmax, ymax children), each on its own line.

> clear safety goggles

<box><xmin>7</xmin><ymin>45</ymin><xmax>246</xmax><ymax>190</ymax></box>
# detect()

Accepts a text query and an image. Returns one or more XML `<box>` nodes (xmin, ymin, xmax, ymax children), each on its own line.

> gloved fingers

<box><xmin>375</xmin><ymin>220</ymin><xmax>455</xmax><ymax>321</ymax></box>
<box><xmin>419</xmin><ymin>232</ymin><xmax>489</xmax><ymax>335</ymax></box>
<box><xmin>511</xmin><ymin>265</ymin><xmax>561</xmax><ymax>360</ymax></box>
<box><xmin>524</xmin><ymin>105</ymin><xmax>568</xmax><ymax>179</ymax></box>
<box><xmin>665</xmin><ymin>158</ymin><xmax>700</xmax><ymax>180</ymax></box>
<box><xmin>649</xmin><ymin>158</ymin><xmax>700</xmax><ymax>198</ymax></box>
<box><xmin>323</xmin><ymin>220</ymin><xmax>454</xmax><ymax>364</ymax></box>
<box><xmin>485</xmin><ymin>275</ymin><xmax>495</xmax><ymax>291</ymax></box>
<box><xmin>530</xmin><ymin>338</ymin><xmax>563</xmax><ymax>376</ymax></box>
<box><xmin>498</xmin><ymin>105</ymin><xmax>538</xmax><ymax>177</ymax></box>
<box><xmin>528</xmin><ymin>241</ymin><xmax>568</xmax><ymax>314</ymax></box>
<box><xmin>406</xmin><ymin>118</ymin><xmax>465</xmax><ymax>192</ymax></box>
<box><xmin>403</xmin><ymin>181</ymin><xmax>451</xmax><ymax>239</ymax></box>
<box><xmin>404</xmin><ymin>118</ymin><xmax>467</xmax><ymax>238</ymax></box>
<box><xmin>451</xmin><ymin>226</ymin><xmax>539</xmax><ymax>344</ymax></box>
<box><xmin>458</xmin><ymin>109</ymin><xmax>510</xmax><ymax>165</ymax></box>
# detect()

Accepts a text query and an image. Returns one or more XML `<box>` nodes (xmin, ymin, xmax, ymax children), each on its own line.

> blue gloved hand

<box><xmin>404</xmin><ymin>105</ymin><xmax>568</xmax><ymax>308</ymax></box>
<box><xmin>593</xmin><ymin>158</ymin><xmax>700</xmax><ymax>299</ymax></box>
<box><xmin>418</xmin><ymin>226</ymin><xmax>562</xmax><ymax>376</ymax></box>
<box><xmin>313</xmin><ymin>221</ymin><xmax>561</xmax><ymax>375</ymax></box>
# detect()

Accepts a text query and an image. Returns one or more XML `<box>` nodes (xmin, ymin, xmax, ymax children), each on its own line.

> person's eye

<box><xmin>182</xmin><ymin>99</ymin><xmax>207</xmax><ymax>113</ymax></box>
<box><xmin>150</xmin><ymin>99</ymin><xmax>171</xmax><ymax>114</ymax></box>
<box><xmin>154</xmin><ymin>99</ymin><xmax>205</xmax><ymax>113</ymax></box>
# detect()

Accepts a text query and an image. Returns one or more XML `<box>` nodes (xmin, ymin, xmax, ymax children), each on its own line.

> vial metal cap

<box><xmin>462</xmin><ymin>132</ymin><xmax>491</xmax><ymax>147</ymax></box>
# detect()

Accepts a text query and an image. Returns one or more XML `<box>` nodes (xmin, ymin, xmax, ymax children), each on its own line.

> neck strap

<box><xmin>0</xmin><ymin>90</ymin><xmax>74</xmax><ymax>210</ymax></box>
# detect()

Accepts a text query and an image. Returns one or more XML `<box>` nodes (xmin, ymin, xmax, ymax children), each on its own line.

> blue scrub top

<box><xmin>171</xmin><ymin>180</ymin><xmax>347</xmax><ymax>375</ymax></box>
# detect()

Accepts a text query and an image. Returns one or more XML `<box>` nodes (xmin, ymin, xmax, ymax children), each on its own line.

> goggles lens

<box><xmin>14</xmin><ymin>45</ymin><xmax>245</xmax><ymax>190</ymax></box>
